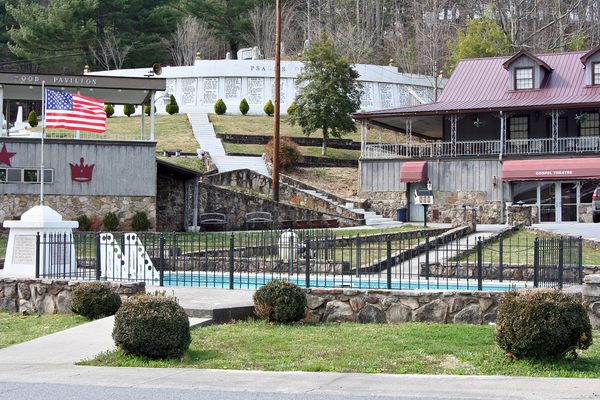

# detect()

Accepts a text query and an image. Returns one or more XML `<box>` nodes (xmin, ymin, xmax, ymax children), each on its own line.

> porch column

<box><xmin>450</xmin><ymin>114</ymin><xmax>458</xmax><ymax>157</ymax></box>
<box><xmin>149</xmin><ymin>90</ymin><xmax>156</xmax><ymax>141</ymax></box>
<box><xmin>551</xmin><ymin>109</ymin><xmax>559</xmax><ymax>153</ymax></box>
<box><xmin>360</xmin><ymin>119</ymin><xmax>367</xmax><ymax>157</ymax></box>
<box><xmin>499</xmin><ymin>111</ymin><xmax>506</xmax><ymax>158</ymax></box>
<box><xmin>406</xmin><ymin>118</ymin><xmax>412</xmax><ymax>157</ymax></box>
<box><xmin>141</xmin><ymin>104</ymin><xmax>145</xmax><ymax>140</ymax></box>
<box><xmin>0</xmin><ymin>85</ymin><xmax>4</xmax><ymax>137</ymax></box>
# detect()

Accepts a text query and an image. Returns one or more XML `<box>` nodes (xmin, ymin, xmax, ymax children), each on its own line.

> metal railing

<box><xmin>32</xmin><ymin>229</ymin><xmax>584</xmax><ymax>291</ymax></box>
<box><xmin>363</xmin><ymin>136</ymin><xmax>600</xmax><ymax>159</ymax></box>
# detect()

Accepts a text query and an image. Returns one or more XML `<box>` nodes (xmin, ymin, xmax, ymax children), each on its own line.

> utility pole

<box><xmin>272</xmin><ymin>0</ymin><xmax>282</xmax><ymax>202</ymax></box>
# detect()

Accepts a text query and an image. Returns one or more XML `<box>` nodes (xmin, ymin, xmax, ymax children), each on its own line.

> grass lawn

<box><xmin>84</xmin><ymin>321</ymin><xmax>600</xmax><ymax>378</ymax></box>
<box><xmin>157</xmin><ymin>156</ymin><xmax>206</xmax><ymax>173</ymax></box>
<box><xmin>0</xmin><ymin>312</ymin><xmax>86</xmax><ymax>349</ymax></box>
<box><xmin>224</xmin><ymin>142</ymin><xmax>360</xmax><ymax>159</ymax></box>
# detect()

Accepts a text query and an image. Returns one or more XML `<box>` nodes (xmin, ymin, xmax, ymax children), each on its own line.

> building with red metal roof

<box><xmin>354</xmin><ymin>47</ymin><xmax>600</xmax><ymax>225</ymax></box>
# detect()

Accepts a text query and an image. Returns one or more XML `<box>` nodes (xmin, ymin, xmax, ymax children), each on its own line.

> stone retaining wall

<box><xmin>304</xmin><ymin>288</ymin><xmax>502</xmax><ymax>324</ymax></box>
<box><xmin>583</xmin><ymin>274</ymin><xmax>600</xmax><ymax>328</ymax></box>
<box><xmin>0</xmin><ymin>278</ymin><xmax>145</xmax><ymax>314</ymax></box>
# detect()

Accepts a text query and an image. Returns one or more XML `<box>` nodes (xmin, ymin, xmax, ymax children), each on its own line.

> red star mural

<box><xmin>0</xmin><ymin>144</ymin><xmax>16</xmax><ymax>167</ymax></box>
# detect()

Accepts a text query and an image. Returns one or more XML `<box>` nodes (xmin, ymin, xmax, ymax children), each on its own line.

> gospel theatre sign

<box><xmin>535</xmin><ymin>170</ymin><xmax>574</xmax><ymax>177</ymax></box>
<box><xmin>13</xmin><ymin>74</ymin><xmax>98</xmax><ymax>86</ymax></box>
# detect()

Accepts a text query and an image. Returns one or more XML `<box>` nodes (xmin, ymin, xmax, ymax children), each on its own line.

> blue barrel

<box><xmin>396</xmin><ymin>207</ymin><xmax>408</xmax><ymax>222</ymax></box>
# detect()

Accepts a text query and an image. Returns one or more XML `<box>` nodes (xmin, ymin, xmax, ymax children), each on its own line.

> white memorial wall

<box><xmin>92</xmin><ymin>60</ymin><xmax>444</xmax><ymax>115</ymax></box>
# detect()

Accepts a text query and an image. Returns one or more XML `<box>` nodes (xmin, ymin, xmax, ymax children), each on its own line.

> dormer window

<box><xmin>515</xmin><ymin>67</ymin><xmax>534</xmax><ymax>90</ymax></box>
<box><xmin>593</xmin><ymin>62</ymin><xmax>600</xmax><ymax>86</ymax></box>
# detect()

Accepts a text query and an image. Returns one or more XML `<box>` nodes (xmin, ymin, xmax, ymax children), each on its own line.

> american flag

<box><xmin>45</xmin><ymin>89</ymin><xmax>106</xmax><ymax>133</ymax></box>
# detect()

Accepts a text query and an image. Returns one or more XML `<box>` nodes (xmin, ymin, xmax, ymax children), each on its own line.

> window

<box><xmin>23</xmin><ymin>169</ymin><xmax>38</xmax><ymax>183</ymax></box>
<box><xmin>0</xmin><ymin>168</ymin><xmax>54</xmax><ymax>184</ymax></box>
<box><xmin>580</xmin><ymin>180</ymin><xmax>600</xmax><ymax>203</ymax></box>
<box><xmin>512</xmin><ymin>182</ymin><xmax>537</xmax><ymax>204</ymax></box>
<box><xmin>509</xmin><ymin>116</ymin><xmax>529</xmax><ymax>139</ymax></box>
<box><xmin>593</xmin><ymin>62</ymin><xmax>600</xmax><ymax>86</ymax></box>
<box><xmin>514</xmin><ymin>67</ymin><xmax>534</xmax><ymax>90</ymax></box>
<box><xmin>580</xmin><ymin>112</ymin><xmax>600</xmax><ymax>137</ymax></box>
<box><xmin>0</xmin><ymin>169</ymin><xmax>5</xmax><ymax>182</ymax></box>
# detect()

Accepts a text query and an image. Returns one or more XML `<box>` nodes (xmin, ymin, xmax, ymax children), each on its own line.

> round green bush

<box><xmin>253</xmin><ymin>280</ymin><xmax>306</xmax><ymax>323</ymax></box>
<box><xmin>287</xmin><ymin>101</ymin><xmax>297</xmax><ymax>116</ymax></box>
<box><xmin>263</xmin><ymin>99</ymin><xmax>274</xmax><ymax>116</ymax></box>
<box><xmin>71</xmin><ymin>283</ymin><xmax>122</xmax><ymax>320</ymax></box>
<box><xmin>131</xmin><ymin>211</ymin><xmax>150</xmax><ymax>231</ymax></box>
<box><xmin>214</xmin><ymin>98</ymin><xmax>227</xmax><ymax>115</ymax></box>
<box><xmin>103</xmin><ymin>212</ymin><xmax>120</xmax><ymax>231</ymax></box>
<box><xmin>27</xmin><ymin>110</ymin><xmax>38</xmax><ymax>127</ymax></box>
<box><xmin>496</xmin><ymin>289</ymin><xmax>592</xmax><ymax>359</ymax></box>
<box><xmin>239</xmin><ymin>98</ymin><xmax>249</xmax><ymax>115</ymax></box>
<box><xmin>123</xmin><ymin>104</ymin><xmax>136</xmax><ymax>117</ymax></box>
<box><xmin>76</xmin><ymin>214</ymin><xmax>92</xmax><ymax>231</ymax></box>
<box><xmin>264</xmin><ymin>137</ymin><xmax>303</xmax><ymax>172</ymax></box>
<box><xmin>113</xmin><ymin>295</ymin><xmax>191</xmax><ymax>359</ymax></box>
<box><xmin>165</xmin><ymin>95</ymin><xmax>179</xmax><ymax>115</ymax></box>
<box><xmin>104</xmin><ymin>104</ymin><xmax>115</xmax><ymax>118</ymax></box>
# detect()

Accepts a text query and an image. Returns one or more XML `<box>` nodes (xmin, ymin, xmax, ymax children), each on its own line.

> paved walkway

<box><xmin>532</xmin><ymin>222</ymin><xmax>600</xmax><ymax>241</ymax></box>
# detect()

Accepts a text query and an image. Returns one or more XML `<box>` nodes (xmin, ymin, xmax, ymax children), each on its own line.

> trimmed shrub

<box><xmin>165</xmin><ymin>95</ymin><xmax>179</xmax><ymax>115</ymax></box>
<box><xmin>287</xmin><ymin>101</ymin><xmax>297</xmax><ymax>116</ymax></box>
<box><xmin>104</xmin><ymin>103</ymin><xmax>115</xmax><ymax>118</ymax></box>
<box><xmin>239</xmin><ymin>98</ymin><xmax>250</xmax><ymax>115</ymax></box>
<box><xmin>71</xmin><ymin>283</ymin><xmax>122</xmax><ymax>320</ymax></box>
<box><xmin>76</xmin><ymin>215</ymin><xmax>92</xmax><ymax>231</ymax></box>
<box><xmin>123</xmin><ymin>104</ymin><xmax>136</xmax><ymax>117</ymax></box>
<box><xmin>263</xmin><ymin>99</ymin><xmax>274</xmax><ymax>116</ymax></box>
<box><xmin>214</xmin><ymin>98</ymin><xmax>227</xmax><ymax>115</ymax></box>
<box><xmin>264</xmin><ymin>137</ymin><xmax>303</xmax><ymax>172</ymax></box>
<box><xmin>496</xmin><ymin>289</ymin><xmax>592</xmax><ymax>359</ymax></box>
<box><xmin>103</xmin><ymin>212</ymin><xmax>120</xmax><ymax>231</ymax></box>
<box><xmin>131</xmin><ymin>211</ymin><xmax>150</xmax><ymax>231</ymax></box>
<box><xmin>27</xmin><ymin>111</ymin><xmax>38</xmax><ymax>127</ymax></box>
<box><xmin>112</xmin><ymin>295</ymin><xmax>191</xmax><ymax>359</ymax></box>
<box><xmin>253</xmin><ymin>280</ymin><xmax>306</xmax><ymax>323</ymax></box>
<box><xmin>144</xmin><ymin>104</ymin><xmax>156</xmax><ymax>116</ymax></box>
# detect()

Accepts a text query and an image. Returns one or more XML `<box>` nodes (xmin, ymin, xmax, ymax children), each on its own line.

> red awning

<box><xmin>400</xmin><ymin>161</ymin><xmax>427</xmax><ymax>183</ymax></box>
<box><xmin>502</xmin><ymin>158</ymin><xmax>600</xmax><ymax>181</ymax></box>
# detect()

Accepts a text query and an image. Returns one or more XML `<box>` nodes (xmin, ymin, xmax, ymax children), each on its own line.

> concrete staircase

<box><xmin>187</xmin><ymin>112</ymin><xmax>269</xmax><ymax>175</ymax></box>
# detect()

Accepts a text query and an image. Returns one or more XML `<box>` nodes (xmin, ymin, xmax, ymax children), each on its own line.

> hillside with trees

<box><xmin>0</xmin><ymin>0</ymin><xmax>598</xmax><ymax>77</ymax></box>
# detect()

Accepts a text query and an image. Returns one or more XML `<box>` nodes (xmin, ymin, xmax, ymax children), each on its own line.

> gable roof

<box><xmin>355</xmin><ymin>50</ymin><xmax>600</xmax><ymax>119</ymax></box>
<box><xmin>502</xmin><ymin>49</ymin><xmax>553</xmax><ymax>71</ymax></box>
<box><xmin>580</xmin><ymin>44</ymin><xmax>600</xmax><ymax>64</ymax></box>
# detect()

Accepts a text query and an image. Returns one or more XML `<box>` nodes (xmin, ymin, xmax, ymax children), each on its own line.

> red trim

<box><xmin>400</xmin><ymin>161</ymin><xmax>427</xmax><ymax>183</ymax></box>
<box><xmin>502</xmin><ymin>158</ymin><xmax>600</xmax><ymax>181</ymax></box>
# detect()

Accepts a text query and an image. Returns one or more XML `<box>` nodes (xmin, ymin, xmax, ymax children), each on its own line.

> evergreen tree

<box><xmin>165</xmin><ymin>95</ymin><xmax>179</xmax><ymax>115</ymax></box>
<box><xmin>263</xmin><ymin>100</ymin><xmax>274</xmax><ymax>116</ymax></box>
<box><xmin>123</xmin><ymin>104</ymin><xmax>136</xmax><ymax>117</ymax></box>
<box><xmin>239</xmin><ymin>98</ymin><xmax>249</xmax><ymax>115</ymax></box>
<box><xmin>144</xmin><ymin>104</ymin><xmax>156</xmax><ymax>116</ymax></box>
<box><xmin>104</xmin><ymin>104</ymin><xmax>115</xmax><ymax>118</ymax></box>
<box><xmin>27</xmin><ymin>111</ymin><xmax>38</xmax><ymax>128</ymax></box>
<box><xmin>214</xmin><ymin>98</ymin><xmax>227</xmax><ymax>115</ymax></box>
<box><xmin>288</xmin><ymin>35</ymin><xmax>362</xmax><ymax>156</ymax></box>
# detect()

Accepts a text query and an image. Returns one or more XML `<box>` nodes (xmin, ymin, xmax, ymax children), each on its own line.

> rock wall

<box><xmin>304</xmin><ymin>288</ymin><xmax>502</xmax><ymax>325</ymax></box>
<box><xmin>359</xmin><ymin>191</ymin><xmax>406</xmax><ymax>219</ymax></box>
<box><xmin>506</xmin><ymin>204</ymin><xmax>533</xmax><ymax>226</ymax></box>
<box><xmin>156</xmin><ymin>170</ymin><xmax>190</xmax><ymax>232</ymax></box>
<box><xmin>429</xmin><ymin>192</ymin><xmax>502</xmax><ymax>225</ymax></box>
<box><xmin>0</xmin><ymin>194</ymin><xmax>156</xmax><ymax>231</ymax></box>
<box><xmin>0</xmin><ymin>278</ymin><xmax>145</xmax><ymax>314</ymax></box>
<box><xmin>583</xmin><ymin>274</ymin><xmax>600</xmax><ymax>328</ymax></box>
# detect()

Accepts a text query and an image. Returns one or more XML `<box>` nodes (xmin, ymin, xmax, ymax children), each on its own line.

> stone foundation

<box><xmin>359</xmin><ymin>191</ymin><xmax>406</xmax><ymax>219</ymax></box>
<box><xmin>0</xmin><ymin>195</ymin><xmax>156</xmax><ymax>231</ymax></box>
<box><xmin>0</xmin><ymin>278</ymin><xmax>145</xmax><ymax>314</ymax></box>
<box><xmin>583</xmin><ymin>275</ymin><xmax>600</xmax><ymax>328</ymax></box>
<box><xmin>428</xmin><ymin>191</ymin><xmax>502</xmax><ymax>225</ymax></box>
<box><xmin>506</xmin><ymin>204</ymin><xmax>534</xmax><ymax>226</ymax></box>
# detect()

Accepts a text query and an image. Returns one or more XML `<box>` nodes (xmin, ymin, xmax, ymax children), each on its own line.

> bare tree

<box><xmin>249</xmin><ymin>3</ymin><xmax>304</xmax><ymax>59</ymax></box>
<box><xmin>164</xmin><ymin>16</ymin><xmax>215</xmax><ymax>66</ymax></box>
<box><xmin>90</xmin><ymin>32</ymin><xmax>132</xmax><ymax>71</ymax></box>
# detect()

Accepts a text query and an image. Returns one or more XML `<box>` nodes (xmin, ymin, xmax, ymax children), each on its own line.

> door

<box><xmin>560</xmin><ymin>182</ymin><xmax>578</xmax><ymax>222</ymax></box>
<box><xmin>539</xmin><ymin>182</ymin><xmax>556</xmax><ymax>222</ymax></box>
<box><xmin>408</xmin><ymin>183</ymin><xmax>427</xmax><ymax>222</ymax></box>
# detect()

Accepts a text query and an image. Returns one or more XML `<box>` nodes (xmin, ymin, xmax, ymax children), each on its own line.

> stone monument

<box><xmin>2</xmin><ymin>205</ymin><xmax>78</xmax><ymax>278</ymax></box>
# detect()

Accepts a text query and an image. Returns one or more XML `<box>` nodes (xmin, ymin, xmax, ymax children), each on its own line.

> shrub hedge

<box><xmin>253</xmin><ymin>280</ymin><xmax>306</xmax><ymax>323</ymax></box>
<box><xmin>239</xmin><ymin>98</ymin><xmax>249</xmax><ymax>115</ymax></box>
<box><xmin>214</xmin><ymin>99</ymin><xmax>227</xmax><ymax>115</ymax></box>
<box><xmin>103</xmin><ymin>212</ymin><xmax>119</xmax><ymax>231</ymax></box>
<box><xmin>71</xmin><ymin>283</ymin><xmax>122</xmax><ymax>320</ymax></box>
<box><xmin>264</xmin><ymin>137</ymin><xmax>303</xmax><ymax>172</ymax></box>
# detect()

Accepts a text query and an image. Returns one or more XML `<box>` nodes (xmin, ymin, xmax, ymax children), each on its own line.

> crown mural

<box><xmin>70</xmin><ymin>157</ymin><xmax>95</xmax><ymax>182</ymax></box>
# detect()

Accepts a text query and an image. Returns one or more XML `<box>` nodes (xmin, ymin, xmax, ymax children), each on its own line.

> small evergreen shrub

<box><xmin>496</xmin><ymin>289</ymin><xmax>592</xmax><ymax>359</ymax></box>
<box><xmin>264</xmin><ymin>137</ymin><xmax>303</xmax><ymax>172</ymax></box>
<box><xmin>123</xmin><ymin>104</ymin><xmax>135</xmax><ymax>117</ymax></box>
<box><xmin>103</xmin><ymin>212</ymin><xmax>120</xmax><ymax>231</ymax></box>
<box><xmin>112</xmin><ymin>295</ymin><xmax>191</xmax><ymax>359</ymax></box>
<box><xmin>253</xmin><ymin>280</ymin><xmax>306</xmax><ymax>323</ymax></box>
<box><xmin>76</xmin><ymin>215</ymin><xmax>92</xmax><ymax>231</ymax></box>
<box><xmin>214</xmin><ymin>98</ymin><xmax>227</xmax><ymax>115</ymax></box>
<box><xmin>27</xmin><ymin>111</ymin><xmax>38</xmax><ymax>127</ymax></box>
<box><xmin>263</xmin><ymin>99</ymin><xmax>274</xmax><ymax>116</ymax></box>
<box><xmin>165</xmin><ymin>95</ymin><xmax>179</xmax><ymax>115</ymax></box>
<box><xmin>131</xmin><ymin>211</ymin><xmax>150</xmax><ymax>231</ymax></box>
<box><xmin>71</xmin><ymin>283</ymin><xmax>122</xmax><ymax>320</ymax></box>
<box><xmin>144</xmin><ymin>104</ymin><xmax>156</xmax><ymax>116</ymax></box>
<box><xmin>239</xmin><ymin>98</ymin><xmax>250</xmax><ymax>115</ymax></box>
<box><xmin>287</xmin><ymin>101</ymin><xmax>297</xmax><ymax>116</ymax></box>
<box><xmin>104</xmin><ymin>104</ymin><xmax>115</xmax><ymax>118</ymax></box>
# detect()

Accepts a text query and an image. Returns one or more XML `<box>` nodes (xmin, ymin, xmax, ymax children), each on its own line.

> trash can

<box><xmin>396</xmin><ymin>207</ymin><xmax>408</xmax><ymax>222</ymax></box>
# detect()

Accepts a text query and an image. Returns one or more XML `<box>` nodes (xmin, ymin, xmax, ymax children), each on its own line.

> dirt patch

<box><xmin>285</xmin><ymin>167</ymin><xmax>359</xmax><ymax>199</ymax></box>
<box><xmin>423</xmin><ymin>355</ymin><xmax>474</xmax><ymax>372</ymax></box>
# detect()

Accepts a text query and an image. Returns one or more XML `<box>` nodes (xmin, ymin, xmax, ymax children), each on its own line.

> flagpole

<box><xmin>40</xmin><ymin>81</ymin><xmax>45</xmax><ymax>206</ymax></box>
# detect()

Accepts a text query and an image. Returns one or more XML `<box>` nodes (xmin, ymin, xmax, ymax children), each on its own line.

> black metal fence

<box><xmin>33</xmin><ymin>229</ymin><xmax>585</xmax><ymax>291</ymax></box>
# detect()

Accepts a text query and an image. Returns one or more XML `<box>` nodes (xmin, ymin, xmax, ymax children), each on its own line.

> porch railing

<box><xmin>363</xmin><ymin>136</ymin><xmax>600</xmax><ymax>159</ymax></box>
